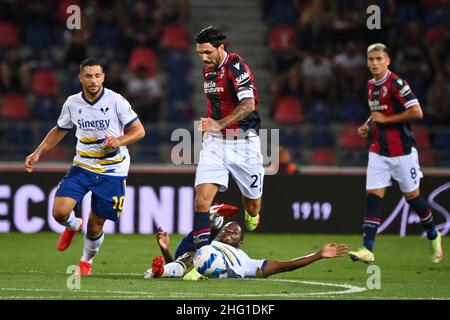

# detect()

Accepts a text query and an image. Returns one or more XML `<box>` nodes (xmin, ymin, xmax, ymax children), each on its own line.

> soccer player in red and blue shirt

<box><xmin>349</xmin><ymin>43</ymin><xmax>443</xmax><ymax>264</ymax></box>
<box><xmin>192</xmin><ymin>26</ymin><xmax>265</xmax><ymax>249</ymax></box>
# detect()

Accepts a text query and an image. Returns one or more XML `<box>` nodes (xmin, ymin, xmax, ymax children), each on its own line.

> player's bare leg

<box><xmin>53</xmin><ymin>196</ymin><xmax>83</xmax><ymax>251</ymax></box>
<box><xmin>193</xmin><ymin>183</ymin><xmax>220</xmax><ymax>249</ymax></box>
<box><xmin>78</xmin><ymin>211</ymin><xmax>106</xmax><ymax>275</ymax></box>
<box><xmin>243</xmin><ymin>196</ymin><xmax>261</xmax><ymax>231</ymax></box>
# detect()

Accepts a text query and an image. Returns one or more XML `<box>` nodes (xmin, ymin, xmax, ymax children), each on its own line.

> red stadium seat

<box><xmin>41</xmin><ymin>145</ymin><xmax>68</xmax><ymax>161</ymax></box>
<box><xmin>419</xmin><ymin>150</ymin><xmax>435</xmax><ymax>167</ymax></box>
<box><xmin>0</xmin><ymin>21</ymin><xmax>19</xmax><ymax>46</ymax></box>
<box><xmin>128</xmin><ymin>47</ymin><xmax>157</xmax><ymax>77</ymax></box>
<box><xmin>1</xmin><ymin>94</ymin><xmax>30</xmax><ymax>119</ymax></box>
<box><xmin>310</xmin><ymin>149</ymin><xmax>336</xmax><ymax>166</ymax></box>
<box><xmin>269</xmin><ymin>26</ymin><xmax>296</xmax><ymax>51</ymax></box>
<box><xmin>161</xmin><ymin>24</ymin><xmax>189</xmax><ymax>50</ymax></box>
<box><xmin>31</xmin><ymin>70</ymin><xmax>60</xmax><ymax>96</ymax></box>
<box><xmin>412</xmin><ymin>124</ymin><xmax>431</xmax><ymax>149</ymax></box>
<box><xmin>338</xmin><ymin>124</ymin><xmax>366</xmax><ymax>149</ymax></box>
<box><xmin>274</xmin><ymin>96</ymin><xmax>303</xmax><ymax>123</ymax></box>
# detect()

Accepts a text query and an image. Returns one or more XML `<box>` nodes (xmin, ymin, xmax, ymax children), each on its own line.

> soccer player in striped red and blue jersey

<box><xmin>191</xmin><ymin>26</ymin><xmax>265</xmax><ymax>250</ymax></box>
<box><xmin>349</xmin><ymin>44</ymin><xmax>443</xmax><ymax>264</ymax></box>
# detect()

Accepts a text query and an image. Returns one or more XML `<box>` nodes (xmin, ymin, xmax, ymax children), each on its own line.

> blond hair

<box><xmin>367</xmin><ymin>43</ymin><xmax>389</xmax><ymax>56</ymax></box>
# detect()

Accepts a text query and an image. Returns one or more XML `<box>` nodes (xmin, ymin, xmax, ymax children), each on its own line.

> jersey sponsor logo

<box><xmin>368</xmin><ymin>99</ymin><xmax>388</xmax><ymax>111</ymax></box>
<box><xmin>204</xmin><ymin>81</ymin><xmax>224</xmax><ymax>94</ymax></box>
<box><xmin>235</xmin><ymin>72</ymin><xmax>250</xmax><ymax>85</ymax></box>
<box><xmin>77</xmin><ymin>118</ymin><xmax>111</xmax><ymax>130</ymax></box>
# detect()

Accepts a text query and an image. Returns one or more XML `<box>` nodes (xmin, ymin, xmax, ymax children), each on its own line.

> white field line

<box><xmin>0</xmin><ymin>271</ymin><xmax>367</xmax><ymax>298</ymax></box>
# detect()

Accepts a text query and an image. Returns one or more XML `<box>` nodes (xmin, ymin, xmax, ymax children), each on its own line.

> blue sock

<box><xmin>192</xmin><ymin>211</ymin><xmax>211</xmax><ymax>250</ymax></box>
<box><xmin>407</xmin><ymin>196</ymin><xmax>437</xmax><ymax>240</ymax></box>
<box><xmin>363</xmin><ymin>193</ymin><xmax>383</xmax><ymax>252</ymax></box>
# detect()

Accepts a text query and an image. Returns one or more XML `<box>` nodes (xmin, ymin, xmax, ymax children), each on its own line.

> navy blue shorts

<box><xmin>55</xmin><ymin>166</ymin><xmax>126</xmax><ymax>222</ymax></box>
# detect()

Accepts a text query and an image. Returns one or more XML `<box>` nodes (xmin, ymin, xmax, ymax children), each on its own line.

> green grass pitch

<box><xmin>0</xmin><ymin>232</ymin><xmax>449</xmax><ymax>300</ymax></box>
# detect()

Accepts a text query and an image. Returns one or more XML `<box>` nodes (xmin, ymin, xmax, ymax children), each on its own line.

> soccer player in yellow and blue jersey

<box><xmin>25</xmin><ymin>58</ymin><xmax>145</xmax><ymax>275</ymax></box>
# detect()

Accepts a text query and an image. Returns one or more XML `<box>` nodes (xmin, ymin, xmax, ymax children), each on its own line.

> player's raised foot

<box><xmin>348</xmin><ymin>247</ymin><xmax>375</xmax><ymax>264</ymax></box>
<box><xmin>182</xmin><ymin>267</ymin><xmax>207</xmax><ymax>281</ymax></box>
<box><xmin>430</xmin><ymin>232</ymin><xmax>443</xmax><ymax>264</ymax></box>
<box><xmin>245</xmin><ymin>211</ymin><xmax>260</xmax><ymax>231</ymax></box>
<box><xmin>57</xmin><ymin>218</ymin><xmax>83</xmax><ymax>251</ymax></box>
<box><xmin>144</xmin><ymin>256</ymin><xmax>165</xmax><ymax>279</ymax></box>
<box><xmin>77</xmin><ymin>260</ymin><xmax>92</xmax><ymax>276</ymax></box>
<box><xmin>210</xmin><ymin>203</ymin><xmax>239</xmax><ymax>218</ymax></box>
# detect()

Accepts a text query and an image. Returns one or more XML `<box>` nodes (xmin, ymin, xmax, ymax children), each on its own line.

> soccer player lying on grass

<box><xmin>145</xmin><ymin>220</ymin><xmax>348</xmax><ymax>280</ymax></box>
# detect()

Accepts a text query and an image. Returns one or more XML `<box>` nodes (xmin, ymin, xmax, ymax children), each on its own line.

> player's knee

<box><xmin>194</xmin><ymin>194</ymin><xmax>212</xmax><ymax>212</ymax></box>
<box><xmin>404</xmin><ymin>189</ymin><xmax>420</xmax><ymax>201</ymax></box>
<box><xmin>52</xmin><ymin>207</ymin><xmax>71</xmax><ymax>222</ymax></box>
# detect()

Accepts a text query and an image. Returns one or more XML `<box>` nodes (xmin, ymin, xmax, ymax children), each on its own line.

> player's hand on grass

<box><xmin>320</xmin><ymin>243</ymin><xmax>348</xmax><ymax>259</ymax></box>
<box><xmin>156</xmin><ymin>227</ymin><xmax>170</xmax><ymax>250</ymax></box>
<box><xmin>25</xmin><ymin>152</ymin><xmax>40</xmax><ymax>172</ymax></box>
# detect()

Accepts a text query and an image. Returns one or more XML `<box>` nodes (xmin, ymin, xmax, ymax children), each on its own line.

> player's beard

<box><xmin>86</xmin><ymin>85</ymin><xmax>101</xmax><ymax>98</ymax></box>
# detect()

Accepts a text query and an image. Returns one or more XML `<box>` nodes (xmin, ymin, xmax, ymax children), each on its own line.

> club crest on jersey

<box><xmin>100</xmin><ymin>107</ymin><xmax>109</xmax><ymax>115</ymax></box>
<box><xmin>381</xmin><ymin>86</ymin><xmax>387</xmax><ymax>98</ymax></box>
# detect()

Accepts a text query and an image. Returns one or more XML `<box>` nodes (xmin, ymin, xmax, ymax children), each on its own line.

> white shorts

<box><xmin>366</xmin><ymin>147</ymin><xmax>423</xmax><ymax>193</ymax></box>
<box><xmin>194</xmin><ymin>135</ymin><xmax>264</xmax><ymax>199</ymax></box>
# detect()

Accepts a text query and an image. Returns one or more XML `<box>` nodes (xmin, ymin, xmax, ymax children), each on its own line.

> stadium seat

<box><xmin>165</xmin><ymin>50</ymin><xmax>190</xmax><ymax>76</ymax></box>
<box><xmin>161</xmin><ymin>24</ymin><xmax>189</xmax><ymax>50</ymax></box>
<box><xmin>339</xmin><ymin>99</ymin><xmax>366</xmax><ymax>122</ymax></box>
<box><xmin>266</xmin><ymin>1</ymin><xmax>296</xmax><ymax>26</ymax></box>
<box><xmin>128</xmin><ymin>47</ymin><xmax>157</xmax><ymax>77</ymax></box>
<box><xmin>309</xmin><ymin>129</ymin><xmax>335</xmax><ymax>148</ymax></box>
<box><xmin>41</xmin><ymin>145</ymin><xmax>68</xmax><ymax>161</ymax></box>
<box><xmin>419</xmin><ymin>151</ymin><xmax>435</xmax><ymax>167</ymax></box>
<box><xmin>269</xmin><ymin>26</ymin><xmax>296</xmax><ymax>52</ymax></box>
<box><xmin>412</xmin><ymin>124</ymin><xmax>431</xmax><ymax>149</ymax></box>
<box><xmin>24</xmin><ymin>23</ymin><xmax>52</xmax><ymax>49</ymax></box>
<box><xmin>274</xmin><ymin>96</ymin><xmax>303</xmax><ymax>123</ymax></box>
<box><xmin>338</xmin><ymin>125</ymin><xmax>366</xmax><ymax>149</ymax></box>
<box><xmin>310</xmin><ymin>149</ymin><xmax>337</xmax><ymax>166</ymax></box>
<box><xmin>306</xmin><ymin>99</ymin><xmax>332</xmax><ymax>124</ymax></box>
<box><xmin>279</xmin><ymin>128</ymin><xmax>302</xmax><ymax>148</ymax></box>
<box><xmin>33</xmin><ymin>96</ymin><xmax>60</xmax><ymax>121</ymax></box>
<box><xmin>31</xmin><ymin>70</ymin><xmax>60</xmax><ymax>96</ymax></box>
<box><xmin>1</xmin><ymin>94</ymin><xmax>30</xmax><ymax>119</ymax></box>
<box><xmin>0</xmin><ymin>21</ymin><xmax>19</xmax><ymax>47</ymax></box>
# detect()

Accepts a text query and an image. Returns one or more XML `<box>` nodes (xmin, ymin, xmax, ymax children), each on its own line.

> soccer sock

<box><xmin>81</xmin><ymin>233</ymin><xmax>105</xmax><ymax>264</ymax></box>
<box><xmin>192</xmin><ymin>211</ymin><xmax>211</xmax><ymax>250</ymax></box>
<box><xmin>406</xmin><ymin>196</ymin><xmax>437</xmax><ymax>240</ymax></box>
<box><xmin>59</xmin><ymin>211</ymin><xmax>80</xmax><ymax>231</ymax></box>
<box><xmin>162</xmin><ymin>262</ymin><xmax>185</xmax><ymax>277</ymax></box>
<box><xmin>363</xmin><ymin>193</ymin><xmax>383</xmax><ymax>252</ymax></box>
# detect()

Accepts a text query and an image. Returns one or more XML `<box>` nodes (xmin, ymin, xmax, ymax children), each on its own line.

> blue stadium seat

<box><xmin>339</xmin><ymin>99</ymin><xmax>366</xmax><ymax>123</ymax></box>
<box><xmin>306</xmin><ymin>99</ymin><xmax>332</xmax><ymax>124</ymax></box>
<box><xmin>266</xmin><ymin>1</ymin><xmax>296</xmax><ymax>26</ymax></box>
<box><xmin>24</xmin><ymin>23</ymin><xmax>52</xmax><ymax>50</ymax></box>
<box><xmin>33</xmin><ymin>96</ymin><xmax>60</xmax><ymax>121</ymax></box>
<box><xmin>308</xmin><ymin>128</ymin><xmax>335</xmax><ymax>148</ymax></box>
<box><xmin>279</xmin><ymin>128</ymin><xmax>302</xmax><ymax>148</ymax></box>
<box><xmin>165</xmin><ymin>50</ymin><xmax>190</xmax><ymax>77</ymax></box>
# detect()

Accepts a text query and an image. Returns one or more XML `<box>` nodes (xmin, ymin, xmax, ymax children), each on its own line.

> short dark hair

<box><xmin>79</xmin><ymin>58</ymin><xmax>102</xmax><ymax>73</ymax></box>
<box><xmin>194</xmin><ymin>25</ymin><xmax>228</xmax><ymax>49</ymax></box>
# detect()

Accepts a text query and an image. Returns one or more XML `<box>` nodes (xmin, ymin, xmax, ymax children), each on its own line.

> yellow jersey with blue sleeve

<box><xmin>57</xmin><ymin>87</ymin><xmax>138</xmax><ymax>177</ymax></box>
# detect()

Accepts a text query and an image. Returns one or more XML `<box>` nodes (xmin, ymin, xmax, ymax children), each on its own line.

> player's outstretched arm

<box><xmin>260</xmin><ymin>243</ymin><xmax>348</xmax><ymax>278</ymax></box>
<box><xmin>24</xmin><ymin>126</ymin><xmax>68</xmax><ymax>172</ymax></box>
<box><xmin>156</xmin><ymin>227</ymin><xmax>174</xmax><ymax>263</ymax></box>
<box><xmin>104</xmin><ymin>119</ymin><xmax>145</xmax><ymax>149</ymax></box>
